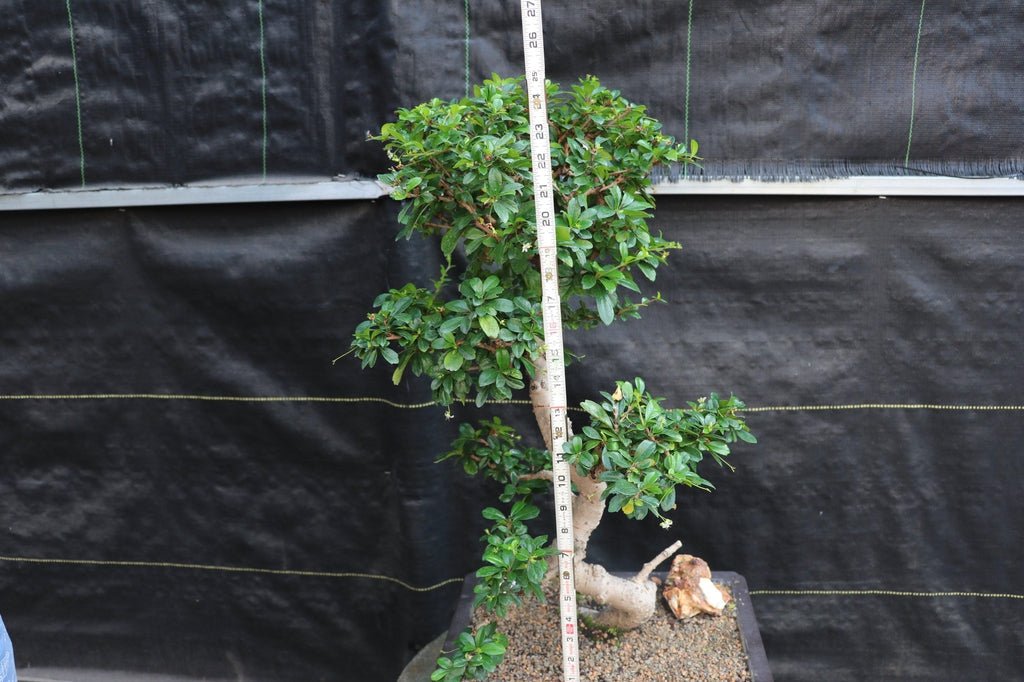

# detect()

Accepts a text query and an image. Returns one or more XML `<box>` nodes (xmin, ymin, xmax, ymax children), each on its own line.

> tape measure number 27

<box><xmin>519</xmin><ymin>2</ymin><xmax>580</xmax><ymax>681</ymax></box>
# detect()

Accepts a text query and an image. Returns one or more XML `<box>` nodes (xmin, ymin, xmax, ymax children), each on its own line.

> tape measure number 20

<box><xmin>519</xmin><ymin>2</ymin><xmax>580</xmax><ymax>681</ymax></box>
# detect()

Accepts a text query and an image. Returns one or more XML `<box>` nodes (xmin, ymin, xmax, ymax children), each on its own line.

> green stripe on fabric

<box><xmin>682</xmin><ymin>0</ymin><xmax>694</xmax><ymax>177</ymax></box>
<box><xmin>464</xmin><ymin>0</ymin><xmax>471</xmax><ymax>97</ymax></box>
<box><xmin>258</xmin><ymin>0</ymin><xmax>268</xmax><ymax>179</ymax></box>
<box><xmin>904</xmin><ymin>0</ymin><xmax>927</xmax><ymax>165</ymax></box>
<box><xmin>65</xmin><ymin>0</ymin><xmax>86</xmax><ymax>187</ymax></box>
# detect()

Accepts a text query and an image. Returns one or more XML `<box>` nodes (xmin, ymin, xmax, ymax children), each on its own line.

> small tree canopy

<box><xmin>351</xmin><ymin>75</ymin><xmax>695</xmax><ymax>406</ymax></box>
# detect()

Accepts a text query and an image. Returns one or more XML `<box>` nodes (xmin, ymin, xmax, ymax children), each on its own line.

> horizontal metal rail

<box><xmin>0</xmin><ymin>176</ymin><xmax>1021</xmax><ymax>211</ymax></box>
<box><xmin>652</xmin><ymin>176</ymin><xmax>1024</xmax><ymax>196</ymax></box>
<box><xmin>0</xmin><ymin>178</ymin><xmax>390</xmax><ymax>211</ymax></box>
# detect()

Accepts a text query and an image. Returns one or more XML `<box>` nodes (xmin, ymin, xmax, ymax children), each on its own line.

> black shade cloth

<box><xmin>1</xmin><ymin>196</ymin><xmax>1022</xmax><ymax>680</ymax></box>
<box><xmin>2</xmin><ymin>1</ymin><xmax>1024</xmax><ymax>191</ymax></box>
<box><xmin>400</xmin><ymin>0</ymin><xmax>1024</xmax><ymax>179</ymax></box>
<box><xmin>0</xmin><ymin>0</ymin><xmax>394</xmax><ymax>190</ymax></box>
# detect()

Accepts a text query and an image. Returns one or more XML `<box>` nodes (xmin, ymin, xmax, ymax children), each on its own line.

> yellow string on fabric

<box><xmin>1</xmin><ymin>394</ymin><xmax>1021</xmax><ymax>412</ymax></box>
<box><xmin>0</xmin><ymin>555</ymin><xmax>463</xmax><ymax>593</ymax></box>
<box><xmin>750</xmin><ymin>588</ymin><xmax>1024</xmax><ymax>600</ymax></box>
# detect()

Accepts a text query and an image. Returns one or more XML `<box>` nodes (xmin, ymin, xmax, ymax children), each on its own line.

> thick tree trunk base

<box><xmin>574</xmin><ymin>561</ymin><xmax>659</xmax><ymax>630</ymax></box>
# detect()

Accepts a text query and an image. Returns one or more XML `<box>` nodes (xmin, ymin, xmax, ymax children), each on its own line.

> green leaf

<box><xmin>444</xmin><ymin>351</ymin><xmax>464</xmax><ymax>371</ymax></box>
<box><xmin>476</xmin><ymin>565</ymin><xmax>502</xmax><ymax>578</ymax></box>
<box><xmin>660</xmin><ymin>487</ymin><xmax>677</xmax><ymax>512</ymax></box>
<box><xmin>480</xmin><ymin>641</ymin><xmax>506</xmax><ymax>656</ymax></box>
<box><xmin>581</xmin><ymin>399</ymin><xmax>612</xmax><ymax>427</ymax></box>
<box><xmin>607</xmin><ymin>449</ymin><xmax>631</xmax><ymax>469</ymax></box>
<box><xmin>439</xmin><ymin>316</ymin><xmax>465</xmax><ymax>335</ymax></box>
<box><xmin>493</xmin><ymin>298</ymin><xmax>515</xmax><ymax>313</ymax></box>
<box><xmin>635</xmin><ymin>440</ymin><xmax>656</xmax><ymax>460</ymax></box>
<box><xmin>457</xmin><ymin>632</ymin><xmax>475</xmax><ymax>650</ymax></box>
<box><xmin>440</xmin><ymin>227</ymin><xmax>461</xmax><ymax>257</ymax></box>
<box><xmin>643</xmin><ymin>398</ymin><xmax>659</xmax><ymax>422</ymax></box>
<box><xmin>737</xmin><ymin>429</ymin><xmax>758</xmax><ymax>444</ymax></box>
<box><xmin>493</xmin><ymin>201</ymin><xmax>510</xmax><ymax>224</ymax></box>
<box><xmin>619</xmin><ymin>275</ymin><xmax>641</xmax><ymax>294</ymax></box>
<box><xmin>479</xmin><ymin>315</ymin><xmax>500</xmax><ymax>338</ymax></box>
<box><xmin>706</xmin><ymin>440</ymin><xmax>730</xmax><ymax>456</ymax></box>
<box><xmin>493</xmin><ymin>198</ymin><xmax>517</xmax><ymax>224</ymax></box>
<box><xmin>609</xmin><ymin>479</ymin><xmax>640</xmax><ymax>496</ymax></box>
<box><xmin>511</xmin><ymin>502</ymin><xmax>539</xmax><ymax>521</ymax></box>
<box><xmin>380</xmin><ymin>347</ymin><xmax>399</xmax><ymax>365</ymax></box>
<box><xmin>481</xmin><ymin>507</ymin><xmax>505</xmax><ymax>521</ymax></box>
<box><xmin>642</xmin><ymin>470</ymin><xmax>661</xmax><ymax>490</ymax></box>
<box><xmin>482</xmin><ymin>275</ymin><xmax>501</xmax><ymax>295</ymax></box>
<box><xmin>620</xmin><ymin>381</ymin><xmax>633</xmax><ymax>402</ymax></box>
<box><xmin>595</xmin><ymin>294</ymin><xmax>615</xmax><ymax>326</ymax></box>
<box><xmin>487</xmin><ymin>167</ymin><xmax>503</xmax><ymax>194</ymax></box>
<box><xmin>637</xmin><ymin>262</ymin><xmax>657</xmax><ymax>281</ymax></box>
<box><xmin>391</xmin><ymin>354</ymin><xmax>412</xmax><ymax>385</ymax></box>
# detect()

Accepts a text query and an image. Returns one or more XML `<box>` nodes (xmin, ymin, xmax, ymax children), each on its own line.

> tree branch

<box><xmin>634</xmin><ymin>539</ymin><xmax>682</xmax><ymax>584</ymax></box>
<box><xmin>518</xmin><ymin>470</ymin><xmax>553</xmax><ymax>482</ymax></box>
<box><xmin>583</xmin><ymin>171</ymin><xmax>629</xmax><ymax>198</ymax></box>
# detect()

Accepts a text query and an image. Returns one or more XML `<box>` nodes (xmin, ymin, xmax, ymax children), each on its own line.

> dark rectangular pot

<box><xmin>444</xmin><ymin>570</ymin><xmax>772</xmax><ymax>682</ymax></box>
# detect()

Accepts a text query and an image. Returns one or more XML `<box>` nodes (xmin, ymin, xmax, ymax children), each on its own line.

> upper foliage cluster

<box><xmin>351</xmin><ymin>75</ymin><xmax>696</xmax><ymax>407</ymax></box>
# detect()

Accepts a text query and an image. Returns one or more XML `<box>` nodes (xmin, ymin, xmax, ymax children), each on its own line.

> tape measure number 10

<box><xmin>519</xmin><ymin>2</ymin><xmax>580</xmax><ymax>681</ymax></box>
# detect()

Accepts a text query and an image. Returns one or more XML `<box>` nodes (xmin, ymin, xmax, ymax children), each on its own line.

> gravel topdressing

<box><xmin>473</xmin><ymin>585</ymin><xmax>752</xmax><ymax>682</ymax></box>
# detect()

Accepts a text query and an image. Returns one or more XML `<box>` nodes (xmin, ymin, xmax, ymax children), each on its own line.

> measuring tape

<box><xmin>519</xmin><ymin>2</ymin><xmax>580</xmax><ymax>680</ymax></box>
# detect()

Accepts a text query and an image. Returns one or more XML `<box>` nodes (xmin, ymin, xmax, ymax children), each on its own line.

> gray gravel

<box><xmin>474</xmin><ymin>585</ymin><xmax>752</xmax><ymax>682</ymax></box>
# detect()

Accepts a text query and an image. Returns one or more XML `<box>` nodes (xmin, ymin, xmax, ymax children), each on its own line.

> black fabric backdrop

<box><xmin>2</xmin><ymin>0</ymin><xmax>1024</xmax><ymax>680</ymax></box>
<box><xmin>1</xmin><ymin>196</ymin><xmax>1022</xmax><ymax>680</ymax></box>
<box><xmin>2</xmin><ymin>1</ymin><xmax>1024</xmax><ymax>191</ymax></box>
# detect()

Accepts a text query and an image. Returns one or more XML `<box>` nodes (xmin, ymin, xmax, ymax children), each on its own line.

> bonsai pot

<box><xmin>439</xmin><ymin>570</ymin><xmax>772</xmax><ymax>681</ymax></box>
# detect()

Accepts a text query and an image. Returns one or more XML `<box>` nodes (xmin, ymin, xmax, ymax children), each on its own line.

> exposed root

<box><xmin>635</xmin><ymin>540</ymin><xmax>682</xmax><ymax>583</ymax></box>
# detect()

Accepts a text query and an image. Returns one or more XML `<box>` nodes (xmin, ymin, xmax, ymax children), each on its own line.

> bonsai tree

<box><xmin>350</xmin><ymin>75</ymin><xmax>755</xmax><ymax>680</ymax></box>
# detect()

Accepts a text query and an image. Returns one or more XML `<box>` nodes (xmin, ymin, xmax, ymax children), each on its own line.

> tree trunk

<box><xmin>529</xmin><ymin>352</ymin><xmax>678</xmax><ymax>629</ymax></box>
